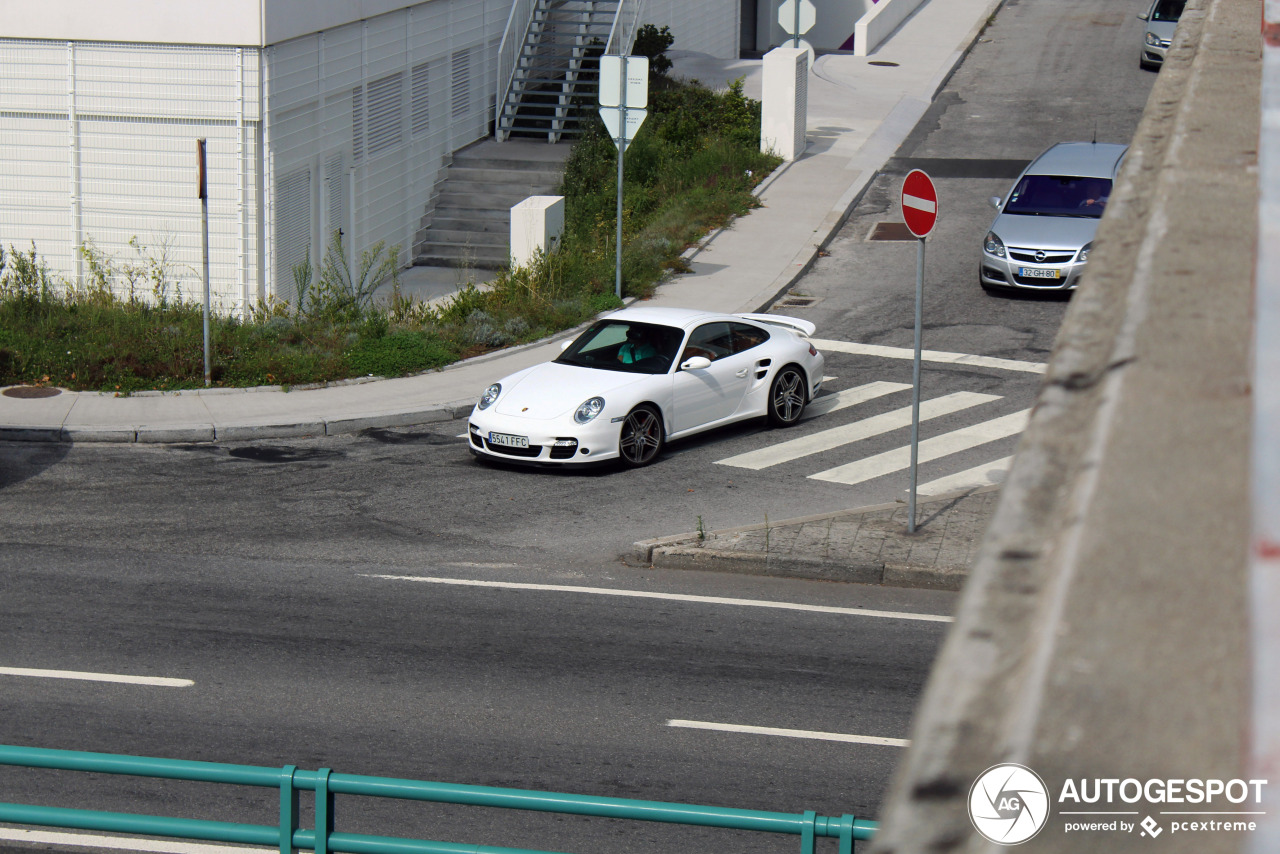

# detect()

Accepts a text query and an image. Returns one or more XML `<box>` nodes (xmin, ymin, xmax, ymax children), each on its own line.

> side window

<box><xmin>730</xmin><ymin>322</ymin><xmax>770</xmax><ymax>354</ymax></box>
<box><xmin>683</xmin><ymin>322</ymin><xmax>734</xmax><ymax>362</ymax></box>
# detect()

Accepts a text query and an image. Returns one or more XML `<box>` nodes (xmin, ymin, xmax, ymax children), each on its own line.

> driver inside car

<box><xmin>618</xmin><ymin>327</ymin><xmax>658</xmax><ymax>364</ymax></box>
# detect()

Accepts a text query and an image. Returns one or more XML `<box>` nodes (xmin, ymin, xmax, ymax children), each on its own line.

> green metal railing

<box><xmin>0</xmin><ymin>745</ymin><xmax>876</xmax><ymax>854</ymax></box>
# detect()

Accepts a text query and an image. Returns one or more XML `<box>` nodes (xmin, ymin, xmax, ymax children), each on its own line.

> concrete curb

<box><xmin>633</xmin><ymin>485</ymin><xmax>998</xmax><ymax>590</ymax></box>
<box><xmin>0</xmin><ymin>402</ymin><xmax>479</xmax><ymax>445</ymax></box>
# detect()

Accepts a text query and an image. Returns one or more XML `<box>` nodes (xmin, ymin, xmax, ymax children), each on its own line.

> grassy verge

<box><xmin>0</xmin><ymin>75</ymin><xmax>781</xmax><ymax>394</ymax></box>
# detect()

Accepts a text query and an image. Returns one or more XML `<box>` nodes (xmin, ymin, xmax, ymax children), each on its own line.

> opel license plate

<box><xmin>488</xmin><ymin>432</ymin><xmax>529</xmax><ymax>448</ymax></box>
<box><xmin>1018</xmin><ymin>267</ymin><xmax>1061</xmax><ymax>279</ymax></box>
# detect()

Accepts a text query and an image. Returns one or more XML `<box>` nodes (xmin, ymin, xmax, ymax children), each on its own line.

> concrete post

<box><xmin>509</xmin><ymin>195</ymin><xmax>565</xmax><ymax>268</ymax></box>
<box><xmin>760</xmin><ymin>47</ymin><xmax>808</xmax><ymax>162</ymax></box>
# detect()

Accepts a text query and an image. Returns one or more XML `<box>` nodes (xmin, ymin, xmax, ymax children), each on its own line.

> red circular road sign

<box><xmin>901</xmin><ymin>169</ymin><xmax>938</xmax><ymax>238</ymax></box>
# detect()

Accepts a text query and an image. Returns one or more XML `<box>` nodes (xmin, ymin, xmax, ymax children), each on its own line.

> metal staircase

<box><xmin>411</xmin><ymin>0</ymin><xmax>643</xmax><ymax>270</ymax></box>
<box><xmin>496</xmin><ymin>0</ymin><xmax>641</xmax><ymax>143</ymax></box>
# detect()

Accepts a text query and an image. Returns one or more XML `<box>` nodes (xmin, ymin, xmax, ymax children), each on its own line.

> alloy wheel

<box><xmin>619</xmin><ymin>406</ymin><xmax>664</xmax><ymax>466</ymax></box>
<box><xmin>768</xmin><ymin>367</ymin><xmax>806</xmax><ymax>426</ymax></box>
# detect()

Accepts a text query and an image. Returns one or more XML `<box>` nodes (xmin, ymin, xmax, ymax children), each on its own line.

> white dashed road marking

<box><xmin>667</xmin><ymin>719</ymin><xmax>909</xmax><ymax>747</ymax></box>
<box><xmin>0</xmin><ymin>667</ymin><xmax>193</xmax><ymax>688</ymax></box>
<box><xmin>364</xmin><ymin>576</ymin><xmax>952</xmax><ymax>623</ymax></box>
<box><xmin>810</xmin><ymin>410</ymin><xmax>1030</xmax><ymax>486</ymax></box>
<box><xmin>717</xmin><ymin>391</ymin><xmax>999</xmax><ymax>470</ymax></box>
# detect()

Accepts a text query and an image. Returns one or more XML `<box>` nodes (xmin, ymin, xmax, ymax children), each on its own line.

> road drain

<box><xmin>778</xmin><ymin>295</ymin><xmax>818</xmax><ymax>307</ymax></box>
<box><xmin>868</xmin><ymin>222</ymin><xmax>917</xmax><ymax>241</ymax></box>
<box><xmin>3</xmin><ymin>387</ymin><xmax>62</xmax><ymax>399</ymax></box>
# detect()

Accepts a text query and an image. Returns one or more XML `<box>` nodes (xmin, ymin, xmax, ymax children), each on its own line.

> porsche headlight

<box><xmin>478</xmin><ymin>383</ymin><xmax>501</xmax><ymax>410</ymax></box>
<box><xmin>574</xmin><ymin>396</ymin><xmax>605</xmax><ymax>424</ymax></box>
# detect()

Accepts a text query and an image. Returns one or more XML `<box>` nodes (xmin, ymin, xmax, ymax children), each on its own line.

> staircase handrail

<box><xmin>495</xmin><ymin>0</ymin><xmax>539</xmax><ymax>140</ymax></box>
<box><xmin>604</xmin><ymin>0</ymin><xmax>645</xmax><ymax>56</ymax></box>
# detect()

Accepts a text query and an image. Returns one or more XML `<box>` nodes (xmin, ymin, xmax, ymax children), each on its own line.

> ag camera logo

<box><xmin>969</xmin><ymin>763</ymin><xmax>1051</xmax><ymax>845</ymax></box>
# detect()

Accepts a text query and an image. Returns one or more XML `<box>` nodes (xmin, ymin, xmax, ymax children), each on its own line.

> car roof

<box><xmin>1025</xmin><ymin>142</ymin><xmax>1128</xmax><ymax>180</ymax></box>
<box><xmin>602</xmin><ymin>306</ymin><xmax>737</xmax><ymax>329</ymax></box>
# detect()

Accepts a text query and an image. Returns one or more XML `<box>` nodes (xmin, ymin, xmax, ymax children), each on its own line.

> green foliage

<box><xmin>344</xmin><ymin>330</ymin><xmax>458</xmax><ymax>378</ymax></box>
<box><xmin>632</xmin><ymin>24</ymin><xmax>675</xmax><ymax>79</ymax></box>
<box><xmin>556</xmin><ymin>75</ymin><xmax>780</xmax><ymax>299</ymax></box>
<box><xmin>305</xmin><ymin>232</ymin><xmax>400</xmax><ymax>322</ymax></box>
<box><xmin>0</xmin><ymin>74</ymin><xmax>778</xmax><ymax>392</ymax></box>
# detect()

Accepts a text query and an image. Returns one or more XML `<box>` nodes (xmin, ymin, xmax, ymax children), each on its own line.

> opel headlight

<box><xmin>1145</xmin><ymin>31</ymin><xmax>1161</xmax><ymax>46</ymax></box>
<box><xmin>984</xmin><ymin>231</ymin><xmax>1007</xmax><ymax>259</ymax></box>
<box><xmin>574</xmin><ymin>397</ymin><xmax>605</xmax><ymax>424</ymax></box>
<box><xmin>1077</xmin><ymin>242</ymin><xmax>1093</xmax><ymax>264</ymax></box>
<box><xmin>478</xmin><ymin>383</ymin><xmax>501</xmax><ymax>410</ymax></box>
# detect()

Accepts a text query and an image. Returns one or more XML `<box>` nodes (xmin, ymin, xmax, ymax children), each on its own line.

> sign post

<box><xmin>901</xmin><ymin>169</ymin><xmax>938</xmax><ymax>534</ymax></box>
<box><xmin>777</xmin><ymin>0</ymin><xmax>816</xmax><ymax>55</ymax></box>
<box><xmin>598</xmin><ymin>55</ymin><xmax>648</xmax><ymax>300</ymax></box>
<box><xmin>197</xmin><ymin>139</ymin><xmax>211</xmax><ymax>388</ymax></box>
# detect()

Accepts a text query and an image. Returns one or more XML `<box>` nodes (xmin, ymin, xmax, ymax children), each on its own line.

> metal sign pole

<box><xmin>197</xmin><ymin>138</ymin><xmax>211</xmax><ymax>388</ymax></box>
<box><xmin>615</xmin><ymin>58</ymin><xmax>626</xmax><ymax>300</ymax></box>
<box><xmin>908</xmin><ymin>236</ymin><xmax>924</xmax><ymax>533</ymax></box>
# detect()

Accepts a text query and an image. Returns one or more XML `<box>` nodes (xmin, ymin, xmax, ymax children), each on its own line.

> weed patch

<box><xmin>0</xmin><ymin>60</ymin><xmax>778</xmax><ymax>393</ymax></box>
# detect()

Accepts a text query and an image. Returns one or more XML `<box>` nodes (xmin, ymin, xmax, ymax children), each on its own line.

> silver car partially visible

<box><xmin>1139</xmin><ymin>0</ymin><xmax>1185</xmax><ymax>70</ymax></box>
<box><xmin>979</xmin><ymin>142</ymin><xmax>1127</xmax><ymax>293</ymax></box>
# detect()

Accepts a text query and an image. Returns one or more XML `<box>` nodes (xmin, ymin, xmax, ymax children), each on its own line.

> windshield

<box><xmin>1151</xmin><ymin>0</ymin><xmax>1185</xmax><ymax>22</ymax></box>
<box><xmin>554</xmin><ymin>320</ymin><xmax>684</xmax><ymax>374</ymax></box>
<box><xmin>1003</xmin><ymin>174</ymin><xmax>1112</xmax><ymax>218</ymax></box>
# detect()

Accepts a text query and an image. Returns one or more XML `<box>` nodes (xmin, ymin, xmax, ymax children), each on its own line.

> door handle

<box><xmin>736</xmin><ymin>368</ymin><xmax>749</xmax><ymax>377</ymax></box>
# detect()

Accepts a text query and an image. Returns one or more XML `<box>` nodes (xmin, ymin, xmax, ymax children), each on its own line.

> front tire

<box><xmin>768</xmin><ymin>365</ymin><xmax>807</xmax><ymax>427</ymax></box>
<box><xmin>619</xmin><ymin>404</ymin><xmax>665</xmax><ymax>467</ymax></box>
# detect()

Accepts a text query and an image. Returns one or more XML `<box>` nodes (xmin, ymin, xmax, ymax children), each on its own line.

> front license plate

<box><xmin>488</xmin><ymin>432</ymin><xmax>529</xmax><ymax>448</ymax></box>
<box><xmin>1019</xmin><ymin>267</ymin><xmax>1061</xmax><ymax>279</ymax></box>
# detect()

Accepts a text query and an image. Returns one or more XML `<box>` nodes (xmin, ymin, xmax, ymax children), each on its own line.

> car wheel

<box><xmin>619</xmin><ymin>404</ymin><xmax>665</xmax><ymax>467</ymax></box>
<box><xmin>767</xmin><ymin>365</ymin><xmax>807</xmax><ymax>427</ymax></box>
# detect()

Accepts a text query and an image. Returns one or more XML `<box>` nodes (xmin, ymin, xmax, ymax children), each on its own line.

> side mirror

<box><xmin>989</xmin><ymin>196</ymin><xmax>1002</xmax><ymax>209</ymax></box>
<box><xmin>680</xmin><ymin>356</ymin><xmax>713</xmax><ymax>371</ymax></box>
<box><xmin>560</xmin><ymin>339</ymin><xmax>573</xmax><ymax>351</ymax></box>
<box><xmin>1138</xmin><ymin>13</ymin><xmax>1149</xmax><ymax>21</ymax></box>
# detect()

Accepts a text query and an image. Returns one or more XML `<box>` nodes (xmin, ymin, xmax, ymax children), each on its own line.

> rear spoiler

<box><xmin>736</xmin><ymin>313</ymin><xmax>816</xmax><ymax>338</ymax></box>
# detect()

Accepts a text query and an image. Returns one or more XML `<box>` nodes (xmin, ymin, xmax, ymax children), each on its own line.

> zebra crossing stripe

<box><xmin>716</xmin><ymin>391</ymin><xmax>1000</xmax><ymax>470</ymax></box>
<box><xmin>917</xmin><ymin>455</ymin><xmax>1015</xmax><ymax>495</ymax></box>
<box><xmin>802</xmin><ymin>380</ymin><xmax>912</xmax><ymax>420</ymax></box>
<box><xmin>811</xmin><ymin>338</ymin><xmax>1046</xmax><ymax>374</ymax></box>
<box><xmin>810</xmin><ymin>410</ymin><xmax>1030</xmax><ymax>486</ymax></box>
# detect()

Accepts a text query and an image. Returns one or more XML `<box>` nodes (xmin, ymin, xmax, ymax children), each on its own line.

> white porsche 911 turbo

<box><xmin>467</xmin><ymin>306</ymin><xmax>825</xmax><ymax>467</ymax></box>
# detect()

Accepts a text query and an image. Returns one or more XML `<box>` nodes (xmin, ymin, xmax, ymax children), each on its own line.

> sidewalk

<box><xmin>633</xmin><ymin>487</ymin><xmax>1000</xmax><ymax>590</ymax></box>
<box><xmin>0</xmin><ymin>0</ymin><xmax>1007</xmax><ymax>580</ymax></box>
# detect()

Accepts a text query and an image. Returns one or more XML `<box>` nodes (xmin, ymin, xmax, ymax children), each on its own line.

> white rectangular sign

<box><xmin>598</xmin><ymin>55</ymin><xmax>649</xmax><ymax>108</ymax></box>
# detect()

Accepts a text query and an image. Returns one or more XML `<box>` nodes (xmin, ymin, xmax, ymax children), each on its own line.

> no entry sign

<box><xmin>901</xmin><ymin>169</ymin><xmax>938</xmax><ymax>238</ymax></box>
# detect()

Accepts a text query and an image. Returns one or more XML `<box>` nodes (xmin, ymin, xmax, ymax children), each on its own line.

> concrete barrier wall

<box><xmin>867</xmin><ymin>0</ymin><xmax>1261</xmax><ymax>851</ymax></box>
<box><xmin>855</xmin><ymin>0</ymin><xmax>928</xmax><ymax>56</ymax></box>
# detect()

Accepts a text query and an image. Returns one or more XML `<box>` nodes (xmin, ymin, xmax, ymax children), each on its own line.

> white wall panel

<box><xmin>0</xmin><ymin>39</ymin><xmax>262</xmax><ymax>314</ymax></box>
<box><xmin>641</xmin><ymin>0</ymin><xmax>739</xmax><ymax>60</ymax></box>
<box><xmin>2</xmin><ymin>0</ymin><xmax>509</xmax><ymax>314</ymax></box>
<box><xmin>264</xmin><ymin>0</ymin><xmax>505</xmax><ymax>294</ymax></box>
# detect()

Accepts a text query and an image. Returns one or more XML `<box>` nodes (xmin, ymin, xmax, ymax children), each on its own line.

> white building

<box><xmin>0</xmin><ymin>0</ymin><xmax>739</xmax><ymax>315</ymax></box>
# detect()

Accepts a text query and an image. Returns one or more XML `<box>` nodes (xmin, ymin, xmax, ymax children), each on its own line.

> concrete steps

<box><xmin>412</xmin><ymin>139</ymin><xmax>572</xmax><ymax>271</ymax></box>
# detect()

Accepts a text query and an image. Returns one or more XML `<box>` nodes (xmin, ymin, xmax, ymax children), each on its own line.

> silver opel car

<box><xmin>979</xmin><ymin>142</ymin><xmax>1127</xmax><ymax>293</ymax></box>
<box><xmin>1139</xmin><ymin>0</ymin><xmax>1185</xmax><ymax>70</ymax></box>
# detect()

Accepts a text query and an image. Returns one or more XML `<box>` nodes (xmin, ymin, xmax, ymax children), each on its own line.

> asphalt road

<box><xmin>1</xmin><ymin>545</ymin><xmax>950</xmax><ymax>854</ymax></box>
<box><xmin>0</xmin><ymin>1</ymin><xmax>1158</xmax><ymax>851</ymax></box>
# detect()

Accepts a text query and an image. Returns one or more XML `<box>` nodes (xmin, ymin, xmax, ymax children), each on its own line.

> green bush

<box><xmin>0</xmin><ymin>70</ymin><xmax>778</xmax><ymax>392</ymax></box>
<box><xmin>345</xmin><ymin>330</ymin><xmax>457</xmax><ymax>378</ymax></box>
